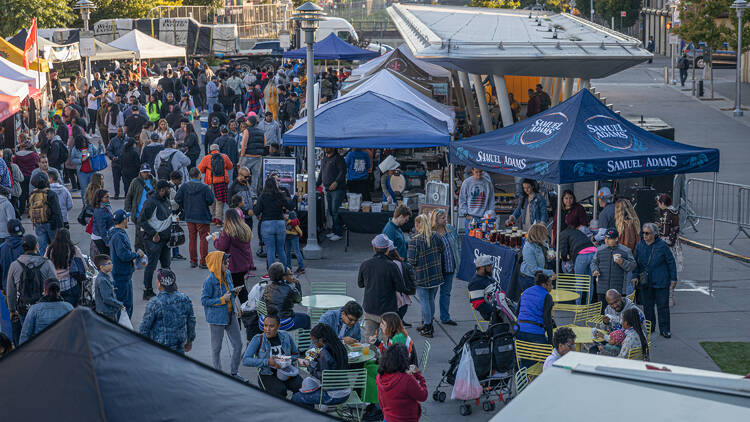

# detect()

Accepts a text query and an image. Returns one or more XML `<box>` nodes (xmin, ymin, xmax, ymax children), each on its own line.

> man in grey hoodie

<box><xmin>257</xmin><ymin>111</ymin><xmax>281</xmax><ymax>146</ymax></box>
<box><xmin>458</xmin><ymin>168</ymin><xmax>495</xmax><ymax>231</ymax></box>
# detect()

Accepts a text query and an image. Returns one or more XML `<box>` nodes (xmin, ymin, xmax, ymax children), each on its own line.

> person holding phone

<box><xmin>201</xmin><ymin>251</ymin><xmax>246</xmax><ymax>382</ymax></box>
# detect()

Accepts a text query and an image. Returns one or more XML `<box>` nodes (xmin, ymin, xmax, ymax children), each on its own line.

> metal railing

<box><xmin>685</xmin><ymin>178</ymin><xmax>750</xmax><ymax>244</ymax></box>
<box><xmin>146</xmin><ymin>4</ymin><xmax>292</xmax><ymax>39</ymax></box>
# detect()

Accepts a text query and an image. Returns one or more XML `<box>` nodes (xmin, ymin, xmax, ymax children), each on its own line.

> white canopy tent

<box><xmin>92</xmin><ymin>39</ymin><xmax>136</xmax><ymax>62</ymax></box>
<box><xmin>108</xmin><ymin>29</ymin><xmax>186</xmax><ymax>60</ymax></box>
<box><xmin>0</xmin><ymin>76</ymin><xmax>30</xmax><ymax>100</ymax></box>
<box><xmin>0</xmin><ymin>56</ymin><xmax>46</xmax><ymax>90</ymax></box>
<box><xmin>342</xmin><ymin>69</ymin><xmax>455</xmax><ymax>132</ymax></box>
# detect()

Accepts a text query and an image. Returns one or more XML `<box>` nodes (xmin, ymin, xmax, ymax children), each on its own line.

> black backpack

<box><xmin>49</xmin><ymin>138</ymin><xmax>68</xmax><ymax>165</ymax></box>
<box><xmin>210</xmin><ymin>153</ymin><xmax>225</xmax><ymax>181</ymax></box>
<box><xmin>157</xmin><ymin>151</ymin><xmax>178</xmax><ymax>181</ymax></box>
<box><xmin>17</xmin><ymin>261</ymin><xmax>45</xmax><ymax>316</ymax></box>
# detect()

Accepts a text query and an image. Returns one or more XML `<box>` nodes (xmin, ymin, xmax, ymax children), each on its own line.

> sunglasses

<box><xmin>643</xmin><ymin>231</ymin><xmax>653</xmax><ymax>235</ymax></box>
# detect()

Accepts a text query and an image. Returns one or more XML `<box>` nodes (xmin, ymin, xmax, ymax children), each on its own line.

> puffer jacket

<box><xmin>263</xmin><ymin>279</ymin><xmax>302</xmax><ymax>319</ymax></box>
<box><xmin>590</xmin><ymin>243</ymin><xmax>637</xmax><ymax>294</ymax></box>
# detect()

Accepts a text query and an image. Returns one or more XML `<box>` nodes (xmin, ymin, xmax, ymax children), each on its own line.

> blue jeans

<box><xmin>327</xmin><ymin>189</ymin><xmax>345</xmax><ymax>236</ymax></box>
<box><xmin>61</xmin><ymin>283</ymin><xmax>81</xmax><ymax>308</ymax></box>
<box><xmin>77</xmin><ymin>170</ymin><xmax>93</xmax><ymax>205</ymax></box>
<box><xmin>285</xmin><ymin>235</ymin><xmax>305</xmax><ymax>270</ymax></box>
<box><xmin>625</xmin><ymin>271</ymin><xmax>635</xmax><ymax>296</ymax></box>
<box><xmin>416</xmin><ymin>287</ymin><xmax>438</xmax><ymax>325</ymax></box>
<box><xmin>291</xmin><ymin>389</ymin><xmax>348</xmax><ymax>407</ymax></box>
<box><xmin>261</xmin><ymin>220</ymin><xmax>287</xmax><ymax>269</ymax></box>
<box><xmin>172</xmin><ymin>247</ymin><xmax>181</xmax><ymax>258</ymax></box>
<box><xmin>34</xmin><ymin>223</ymin><xmax>57</xmax><ymax>257</ymax></box>
<box><xmin>518</xmin><ymin>274</ymin><xmax>535</xmax><ymax>293</ymax></box>
<box><xmin>574</xmin><ymin>252</ymin><xmax>595</xmax><ymax>305</ymax></box>
<box><xmin>439</xmin><ymin>273</ymin><xmax>454</xmax><ymax>322</ymax></box>
<box><xmin>113</xmin><ymin>276</ymin><xmax>134</xmax><ymax>318</ymax></box>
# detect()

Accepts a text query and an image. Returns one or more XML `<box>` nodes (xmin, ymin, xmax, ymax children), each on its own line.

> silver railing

<box><xmin>685</xmin><ymin>178</ymin><xmax>750</xmax><ymax>244</ymax></box>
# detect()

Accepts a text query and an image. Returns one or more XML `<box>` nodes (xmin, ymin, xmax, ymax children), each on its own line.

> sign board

<box><xmin>432</xmin><ymin>83</ymin><xmax>449</xmax><ymax>96</ymax></box>
<box><xmin>620</xmin><ymin>11</ymin><xmax>627</xmax><ymax>17</ymax></box>
<box><xmin>457</xmin><ymin>236</ymin><xmax>518</xmax><ymax>293</ymax></box>
<box><xmin>79</xmin><ymin>31</ymin><xmax>95</xmax><ymax>58</ymax></box>
<box><xmin>279</xmin><ymin>31</ymin><xmax>290</xmax><ymax>50</ymax></box>
<box><xmin>262</xmin><ymin>157</ymin><xmax>296</xmax><ymax>194</ymax></box>
<box><xmin>669</xmin><ymin>34</ymin><xmax>679</xmax><ymax>45</ymax></box>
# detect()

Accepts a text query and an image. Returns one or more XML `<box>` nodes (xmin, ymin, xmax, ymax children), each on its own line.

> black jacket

<box><xmin>120</xmin><ymin>145</ymin><xmax>142</xmax><ymax>179</ymax></box>
<box><xmin>357</xmin><ymin>253</ymin><xmax>406</xmax><ymax>316</ymax></box>
<box><xmin>204</xmin><ymin>126</ymin><xmax>221</xmax><ymax>154</ymax></box>
<box><xmin>140</xmin><ymin>143</ymin><xmax>164</xmax><ymax>172</ymax></box>
<box><xmin>31</xmin><ymin>188</ymin><xmax>63</xmax><ymax>230</ymax></box>
<box><xmin>263</xmin><ymin>280</ymin><xmax>302</xmax><ymax>319</ymax></box>
<box><xmin>317</xmin><ymin>153</ymin><xmax>346</xmax><ymax>191</ymax></box>
<box><xmin>253</xmin><ymin>190</ymin><xmax>294</xmax><ymax>222</ymax></box>
<box><xmin>216</xmin><ymin>134</ymin><xmax>238</xmax><ymax>167</ymax></box>
<box><xmin>138</xmin><ymin>191</ymin><xmax>172</xmax><ymax>237</ymax></box>
<box><xmin>558</xmin><ymin>227</ymin><xmax>594</xmax><ymax>262</ymax></box>
<box><xmin>174</xmin><ymin>180</ymin><xmax>215</xmax><ymax>224</ymax></box>
<box><xmin>181</xmin><ymin>132</ymin><xmax>201</xmax><ymax>164</ymax></box>
<box><xmin>242</xmin><ymin>126</ymin><xmax>265</xmax><ymax>156</ymax></box>
<box><xmin>124</xmin><ymin>114</ymin><xmax>148</xmax><ymax>139</ymax></box>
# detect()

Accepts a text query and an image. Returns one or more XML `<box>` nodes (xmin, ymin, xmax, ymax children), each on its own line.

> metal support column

<box><xmin>458</xmin><ymin>71</ymin><xmax>479</xmax><ymax>134</ymax></box>
<box><xmin>471</xmin><ymin>73</ymin><xmax>493</xmax><ymax>133</ymax></box>
<box><xmin>493</xmin><ymin>74</ymin><xmax>514</xmax><ymax>128</ymax></box>
<box><xmin>709</xmin><ymin>172</ymin><xmax>718</xmax><ymax>295</ymax></box>
<box><xmin>562</xmin><ymin>77</ymin><xmax>574</xmax><ymax>100</ymax></box>
<box><xmin>551</xmin><ymin>77</ymin><xmax>562</xmax><ymax>106</ymax></box>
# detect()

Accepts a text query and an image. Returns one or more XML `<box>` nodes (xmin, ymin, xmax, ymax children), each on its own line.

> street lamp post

<box><xmin>668</xmin><ymin>0</ymin><xmax>679</xmax><ymax>86</ymax></box>
<box><xmin>74</xmin><ymin>0</ymin><xmax>96</xmax><ymax>84</ymax></box>
<box><xmin>731</xmin><ymin>0</ymin><xmax>748</xmax><ymax>117</ymax></box>
<box><xmin>293</xmin><ymin>2</ymin><xmax>325</xmax><ymax>260</ymax></box>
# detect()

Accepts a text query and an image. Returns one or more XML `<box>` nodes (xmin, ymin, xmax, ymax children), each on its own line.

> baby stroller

<box><xmin>432</xmin><ymin>322</ymin><xmax>516</xmax><ymax>416</ymax></box>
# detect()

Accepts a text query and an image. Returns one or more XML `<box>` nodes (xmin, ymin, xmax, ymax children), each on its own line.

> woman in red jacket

<box><xmin>377</xmin><ymin>343</ymin><xmax>428</xmax><ymax>422</ymax></box>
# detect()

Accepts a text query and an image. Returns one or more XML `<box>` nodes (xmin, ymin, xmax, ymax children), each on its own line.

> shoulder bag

<box><xmin>637</xmin><ymin>246</ymin><xmax>655</xmax><ymax>289</ymax></box>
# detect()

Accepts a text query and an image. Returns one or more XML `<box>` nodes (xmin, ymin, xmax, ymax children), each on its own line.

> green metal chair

<box><xmin>421</xmin><ymin>340</ymin><xmax>431</xmax><ymax>373</ymax></box>
<box><xmin>295</xmin><ymin>328</ymin><xmax>312</xmax><ymax>352</ymax></box>
<box><xmin>310</xmin><ymin>282</ymin><xmax>348</xmax><ymax>296</ymax></box>
<box><xmin>320</xmin><ymin>368</ymin><xmax>368</xmax><ymax>421</ymax></box>
<box><xmin>310</xmin><ymin>307</ymin><xmax>329</xmax><ymax>323</ymax></box>
<box><xmin>256</xmin><ymin>299</ymin><xmax>267</xmax><ymax>317</ymax></box>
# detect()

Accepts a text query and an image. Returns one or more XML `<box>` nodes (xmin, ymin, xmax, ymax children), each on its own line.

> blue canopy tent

<box><xmin>282</xmin><ymin>33</ymin><xmax>379</xmax><ymax>61</ymax></box>
<box><xmin>449</xmin><ymin>88</ymin><xmax>721</xmax><ymax>286</ymax></box>
<box><xmin>282</xmin><ymin>90</ymin><xmax>450</xmax><ymax>148</ymax></box>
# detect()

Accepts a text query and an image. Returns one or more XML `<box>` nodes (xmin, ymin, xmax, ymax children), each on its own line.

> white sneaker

<box><xmin>325</xmin><ymin>232</ymin><xmax>335</xmax><ymax>239</ymax></box>
<box><xmin>329</xmin><ymin>234</ymin><xmax>342</xmax><ymax>241</ymax></box>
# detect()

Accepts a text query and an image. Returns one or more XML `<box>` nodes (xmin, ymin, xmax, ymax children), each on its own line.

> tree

<box><xmin>673</xmin><ymin>0</ymin><xmax>731</xmax><ymax>98</ymax></box>
<box><xmin>596</xmin><ymin>0</ymin><xmax>641</xmax><ymax>29</ymax></box>
<box><xmin>724</xmin><ymin>1</ymin><xmax>750</xmax><ymax>55</ymax></box>
<box><xmin>64</xmin><ymin>0</ymin><xmax>182</xmax><ymax>27</ymax></box>
<box><xmin>469</xmin><ymin>0</ymin><xmax>520</xmax><ymax>9</ymax></box>
<box><xmin>0</xmin><ymin>0</ymin><xmax>74</xmax><ymax>38</ymax></box>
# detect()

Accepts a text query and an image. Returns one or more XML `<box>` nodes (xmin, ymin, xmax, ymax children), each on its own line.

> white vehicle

<box><xmin>365</xmin><ymin>42</ymin><xmax>394</xmax><ymax>55</ymax></box>
<box><xmin>316</xmin><ymin>17</ymin><xmax>359</xmax><ymax>43</ymax></box>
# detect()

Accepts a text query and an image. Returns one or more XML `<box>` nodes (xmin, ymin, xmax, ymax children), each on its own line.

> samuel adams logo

<box><xmin>509</xmin><ymin>112</ymin><xmax>568</xmax><ymax>149</ymax></box>
<box><xmin>585</xmin><ymin>115</ymin><xmax>646</xmax><ymax>152</ymax></box>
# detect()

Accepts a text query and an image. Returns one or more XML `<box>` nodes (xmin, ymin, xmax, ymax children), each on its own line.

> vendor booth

<box><xmin>0</xmin><ymin>56</ymin><xmax>46</xmax><ymax>91</ymax></box>
<box><xmin>450</xmin><ymin>88</ymin><xmax>720</xmax><ymax>294</ymax></box>
<box><xmin>282</xmin><ymin>33</ymin><xmax>379</xmax><ymax>61</ymax></box>
<box><xmin>0</xmin><ymin>76</ymin><xmax>31</xmax><ymax>100</ymax></box>
<box><xmin>108</xmin><ymin>29</ymin><xmax>186</xmax><ymax>61</ymax></box>
<box><xmin>0</xmin><ymin>94</ymin><xmax>21</xmax><ymax>123</ymax></box>
<box><xmin>0</xmin><ymin>37</ymin><xmax>50</xmax><ymax>72</ymax></box>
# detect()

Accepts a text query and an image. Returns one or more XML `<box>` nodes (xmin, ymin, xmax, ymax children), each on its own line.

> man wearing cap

<box><xmin>6</xmin><ymin>235</ymin><xmax>58</xmax><ymax>321</ymax></box>
<box><xmin>199</xmin><ymin>144</ymin><xmax>233</xmax><ymax>226</ymax></box>
<box><xmin>357</xmin><ymin>234</ymin><xmax>407</xmax><ymax>339</ymax></box>
<box><xmin>240</xmin><ymin>114</ymin><xmax>266</xmax><ymax>196</ymax></box>
<box><xmin>594</xmin><ymin>187</ymin><xmax>616</xmax><ymax>242</ymax></box>
<box><xmin>124</xmin><ymin>164</ymin><xmax>157</xmax><ymax>254</ymax></box>
<box><xmin>125</xmin><ymin>105</ymin><xmax>148</xmax><ymax>139</ymax></box>
<box><xmin>139</xmin><ymin>269</ymin><xmax>196</xmax><ymax>354</ymax></box>
<box><xmin>468</xmin><ymin>255</ymin><xmax>499</xmax><ymax>321</ymax></box>
<box><xmin>590</xmin><ymin>229</ymin><xmax>637</xmax><ymax>304</ymax></box>
<box><xmin>139</xmin><ymin>180</ymin><xmax>174</xmax><ymax>300</ymax></box>
<box><xmin>215</xmin><ymin>125</ymin><xmax>238</xmax><ymax>181</ymax></box>
<box><xmin>18</xmin><ymin>278</ymin><xmax>73</xmax><ymax>344</ymax></box>
<box><xmin>0</xmin><ymin>220</ymin><xmax>25</xmax><ymax>293</ymax></box>
<box><xmin>108</xmin><ymin>209</ymin><xmax>145</xmax><ymax>317</ymax></box>
<box><xmin>257</xmin><ymin>111</ymin><xmax>281</xmax><ymax>147</ymax></box>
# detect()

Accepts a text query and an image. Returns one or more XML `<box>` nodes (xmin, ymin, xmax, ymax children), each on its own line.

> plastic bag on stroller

<box><xmin>451</xmin><ymin>343</ymin><xmax>483</xmax><ymax>400</ymax></box>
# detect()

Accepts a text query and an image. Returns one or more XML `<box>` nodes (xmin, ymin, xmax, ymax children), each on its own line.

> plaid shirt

<box><xmin>138</xmin><ymin>291</ymin><xmax>196</xmax><ymax>353</ymax></box>
<box><xmin>439</xmin><ymin>226</ymin><xmax>460</xmax><ymax>274</ymax></box>
<box><xmin>246</xmin><ymin>92</ymin><xmax>262</xmax><ymax>115</ymax></box>
<box><xmin>408</xmin><ymin>233</ymin><xmax>445</xmax><ymax>289</ymax></box>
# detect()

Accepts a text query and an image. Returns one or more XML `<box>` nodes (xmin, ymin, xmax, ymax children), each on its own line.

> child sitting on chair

<box><xmin>597</xmin><ymin>329</ymin><xmax>625</xmax><ymax>356</ymax></box>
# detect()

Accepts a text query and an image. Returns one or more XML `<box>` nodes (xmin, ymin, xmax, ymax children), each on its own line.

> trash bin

<box><xmin>698</xmin><ymin>80</ymin><xmax>704</xmax><ymax>97</ymax></box>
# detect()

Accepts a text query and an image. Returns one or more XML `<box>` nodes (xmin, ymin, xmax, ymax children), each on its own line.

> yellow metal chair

<box><xmin>553</xmin><ymin>274</ymin><xmax>592</xmax><ymax>315</ymax></box>
<box><xmin>467</xmin><ymin>291</ymin><xmax>488</xmax><ymax>332</ymax></box>
<box><xmin>644</xmin><ymin>320</ymin><xmax>652</xmax><ymax>348</ymax></box>
<box><xmin>627</xmin><ymin>347</ymin><xmax>644</xmax><ymax>360</ymax></box>
<box><xmin>311</xmin><ymin>282</ymin><xmax>348</xmax><ymax>296</ymax></box>
<box><xmin>514</xmin><ymin>339</ymin><xmax>553</xmax><ymax>380</ymax></box>
<box><xmin>626</xmin><ymin>290</ymin><xmax>636</xmax><ymax>303</ymax></box>
<box><xmin>256</xmin><ymin>299</ymin><xmax>267</xmax><ymax>316</ymax></box>
<box><xmin>571</xmin><ymin>302</ymin><xmax>602</xmax><ymax>326</ymax></box>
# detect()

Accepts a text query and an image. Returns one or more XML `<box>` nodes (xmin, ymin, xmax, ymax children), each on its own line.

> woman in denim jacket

<box><xmin>242</xmin><ymin>311</ymin><xmax>302</xmax><ymax>397</ymax></box>
<box><xmin>519</xmin><ymin>223</ymin><xmax>556</xmax><ymax>292</ymax></box>
<box><xmin>507</xmin><ymin>179</ymin><xmax>548</xmax><ymax>230</ymax></box>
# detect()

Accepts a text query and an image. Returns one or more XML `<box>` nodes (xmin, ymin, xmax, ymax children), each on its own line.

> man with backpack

<box><xmin>214</xmin><ymin>125</ymin><xmax>238</xmax><ymax>181</ymax></box>
<box><xmin>139</xmin><ymin>180</ymin><xmax>174</xmax><ymax>301</ymax></box>
<box><xmin>44</xmin><ymin>128</ymin><xmax>68</xmax><ymax>173</ymax></box>
<box><xmin>155</xmin><ymin>138</ymin><xmax>190</xmax><ymax>182</ymax></box>
<box><xmin>124</xmin><ymin>164</ymin><xmax>157</xmax><ymax>252</ymax></box>
<box><xmin>198</xmin><ymin>144</ymin><xmax>233</xmax><ymax>226</ymax></box>
<box><xmin>6</xmin><ymin>235</ymin><xmax>58</xmax><ymax>327</ymax></box>
<box><xmin>106</xmin><ymin>125</ymin><xmax>131</xmax><ymax>200</ymax></box>
<box><xmin>28</xmin><ymin>173</ymin><xmax>64</xmax><ymax>255</ymax></box>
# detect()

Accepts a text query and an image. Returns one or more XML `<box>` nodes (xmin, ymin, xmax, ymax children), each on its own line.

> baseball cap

<box><xmin>371</xmin><ymin>233</ymin><xmax>393</xmax><ymax>249</ymax></box>
<box><xmin>140</xmin><ymin>163</ymin><xmax>152</xmax><ymax>173</ymax></box>
<box><xmin>597</xmin><ymin>187</ymin><xmax>614</xmax><ymax>201</ymax></box>
<box><xmin>219</xmin><ymin>125</ymin><xmax>228</xmax><ymax>133</ymax></box>
<box><xmin>131</xmin><ymin>105</ymin><xmax>139</xmax><ymax>111</ymax></box>
<box><xmin>150</xmin><ymin>132</ymin><xmax>160</xmax><ymax>141</ymax></box>
<box><xmin>475</xmin><ymin>255</ymin><xmax>493</xmax><ymax>268</ymax></box>
<box><xmin>210</xmin><ymin>144</ymin><xmax>220</xmax><ymax>151</ymax></box>
<box><xmin>235</xmin><ymin>111</ymin><xmax>245</xmax><ymax>119</ymax></box>
<box><xmin>112</xmin><ymin>209</ymin><xmax>131</xmax><ymax>224</ymax></box>
<box><xmin>604</xmin><ymin>228</ymin><xmax>619</xmax><ymax>239</ymax></box>
<box><xmin>157</xmin><ymin>269</ymin><xmax>177</xmax><ymax>291</ymax></box>
<box><xmin>293</xmin><ymin>77</ymin><xmax>300</xmax><ymax>83</ymax></box>
<box><xmin>7</xmin><ymin>219</ymin><xmax>24</xmax><ymax>236</ymax></box>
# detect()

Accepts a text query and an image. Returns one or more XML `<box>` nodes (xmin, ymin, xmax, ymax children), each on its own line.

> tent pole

<box><xmin>593</xmin><ymin>180</ymin><xmax>599</xmax><ymax>221</ymax></box>
<box><xmin>450</xmin><ymin>162</ymin><xmax>456</xmax><ymax>227</ymax></box>
<box><xmin>556</xmin><ymin>184</ymin><xmax>562</xmax><ymax>275</ymax></box>
<box><xmin>470</xmin><ymin>73</ymin><xmax>492</xmax><ymax>133</ymax></box>
<box><xmin>709</xmin><ymin>172</ymin><xmax>718</xmax><ymax>295</ymax></box>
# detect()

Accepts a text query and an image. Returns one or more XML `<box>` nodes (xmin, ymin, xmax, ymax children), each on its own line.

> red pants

<box><xmin>187</xmin><ymin>222</ymin><xmax>210</xmax><ymax>265</ymax></box>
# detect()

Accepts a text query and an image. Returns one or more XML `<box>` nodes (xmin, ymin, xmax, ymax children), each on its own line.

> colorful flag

<box><xmin>23</xmin><ymin>18</ymin><xmax>38</xmax><ymax>70</ymax></box>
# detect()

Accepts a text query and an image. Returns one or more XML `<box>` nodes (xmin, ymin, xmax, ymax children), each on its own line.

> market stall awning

<box><xmin>0</xmin><ymin>37</ymin><xmax>50</xmax><ymax>72</ymax></box>
<box><xmin>450</xmin><ymin>89</ymin><xmax>719</xmax><ymax>184</ymax></box>
<box><xmin>0</xmin><ymin>76</ymin><xmax>30</xmax><ymax>100</ymax></box>
<box><xmin>0</xmin><ymin>56</ymin><xmax>46</xmax><ymax>91</ymax></box>
<box><xmin>92</xmin><ymin>39</ymin><xmax>136</xmax><ymax>62</ymax></box>
<box><xmin>9</xmin><ymin>28</ymin><xmax>79</xmax><ymax>63</ymax></box>
<box><xmin>108</xmin><ymin>29</ymin><xmax>186</xmax><ymax>60</ymax></box>
<box><xmin>341</xmin><ymin>69</ymin><xmax>455</xmax><ymax>132</ymax></box>
<box><xmin>282</xmin><ymin>33</ymin><xmax>379</xmax><ymax>61</ymax></box>
<box><xmin>349</xmin><ymin>44</ymin><xmax>450</xmax><ymax>83</ymax></box>
<box><xmin>387</xmin><ymin>4</ymin><xmax>651</xmax><ymax>78</ymax></box>
<box><xmin>283</xmin><ymin>90</ymin><xmax>450</xmax><ymax>148</ymax></box>
<box><xmin>0</xmin><ymin>94</ymin><xmax>21</xmax><ymax>123</ymax></box>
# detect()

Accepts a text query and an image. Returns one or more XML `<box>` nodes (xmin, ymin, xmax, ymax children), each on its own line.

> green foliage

<box><xmin>724</xmin><ymin>2</ymin><xmax>750</xmax><ymax>54</ymax></box>
<box><xmin>673</xmin><ymin>0</ymin><xmax>730</xmax><ymax>51</ymax></box>
<box><xmin>182</xmin><ymin>0</ymin><xmax>221</xmax><ymax>6</ymax></box>
<box><xmin>595</xmin><ymin>0</ymin><xmax>641</xmax><ymax>29</ymax></box>
<box><xmin>0</xmin><ymin>0</ymin><xmax>75</xmax><ymax>38</ymax></box>
<box><xmin>469</xmin><ymin>0</ymin><xmax>521</xmax><ymax>9</ymax></box>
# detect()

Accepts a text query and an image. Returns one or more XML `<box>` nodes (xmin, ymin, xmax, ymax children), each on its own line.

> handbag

<box><xmin>77</xmin><ymin>205</ymin><xmax>93</xmax><ymax>226</ymax></box>
<box><xmin>90</xmin><ymin>150</ymin><xmax>108</xmax><ymax>172</ymax></box>
<box><xmin>70</xmin><ymin>256</ymin><xmax>87</xmax><ymax>283</ymax></box>
<box><xmin>168</xmin><ymin>221</ymin><xmax>185</xmax><ymax>247</ymax></box>
<box><xmin>637</xmin><ymin>246</ymin><xmax>655</xmax><ymax>289</ymax></box>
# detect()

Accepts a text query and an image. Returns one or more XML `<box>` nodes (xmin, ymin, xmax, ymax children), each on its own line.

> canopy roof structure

<box><xmin>493</xmin><ymin>352</ymin><xmax>750</xmax><ymax>421</ymax></box>
<box><xmin>341</xmin><ymin>69</ymin><xmax>455</xmax><ymax>132</ymax></box>
<box><xmin>349</xmin><ymin>44</ymin><xmax>451</xmax><ymax>83</ymax></box>
<box><xmin>0</xmin><ymin>94</ymin><xmax>21</xmax><ymax>123</ymax></box>
<box><xmin>283</xmin><ymin>90</ymin><xmax>450</xmax><ymax>148</ymax></box>
<box><xmin>0</xmin><ymin>76</ymin><xmax>30</xmax><ymax>100</ymax></box>
<box><xmin>450</xmin><ymin>89</ymin><xmax>719</xmax><ymax>184</ymax></box>
<box><xmin>343</xmin><ymin>68</ymin><xmax>434</xmax><ymax>100</ymax></box>
<box><xmin>387</xmin><ymin>4</ymin><xmax>651</xmax><ymax>78</ymax></box>
<box><xmin>0</xmin><ymin>37</ymin><xmax>50</xmax><ymax>72</ymax></box>
<box><xmin>92</xmin><ymin>39</ymin><xmax>137</xmax><ymax>62</ymax></box>
<box><xmin>0</xmin><ymin>308</ymin><xmax>336</xmax><ymax>421</ymax></box>
<box><xmin>0</xmin><ymin>56</ymin><xmax>46</xmax><ymax>91</ymax></box>
<box><xmin>11</xmin><ymin>29</ymin><xmax>135</xmax><ymax>62</ymax></box>
<box><xmin>109</xmin><ymin>29</ymin><xmax>186</xmax><ymax>60</ymax></box>
<box><xmin>283</xmin><ymin>33</ymin><xmax>379</xmax><ymax>61</ymax></box>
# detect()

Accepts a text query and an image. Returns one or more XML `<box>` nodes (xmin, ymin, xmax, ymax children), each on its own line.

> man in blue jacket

<box><xmin>108</xmin><ymin>209</ymin><xmax>144</xmax><ymax>317</ymax></box>
<box><xmin>139</xmin><ymin>269</ymin><xmax>196</xmax><ymax>354</ymax></box>
<box><xmin>175</xmin><ymin>167</ymin><xmax>215</xmax><ymax>269</ymax></box>
<box><xmin>0</xmin><ymin>220</ymin><xmax>25</xmax><ymax>289</ymax></box>
<box><xmin>318</xmin><ymin>300</ymin><xmax>363</xmax><ymax>345</ymax></box>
